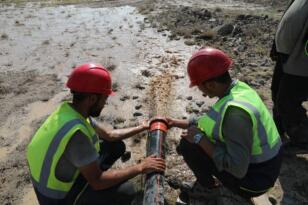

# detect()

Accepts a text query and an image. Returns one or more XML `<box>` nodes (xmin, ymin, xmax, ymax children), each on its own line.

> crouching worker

<box><xmin>167</xmin><ymin>48</ymin><xmax>282</xmax><ymax>201</ymax></box>
<box><xmin>26</xmin><ymin>63</ymin><xmax>166</xmax><ymax>205</ymax></box>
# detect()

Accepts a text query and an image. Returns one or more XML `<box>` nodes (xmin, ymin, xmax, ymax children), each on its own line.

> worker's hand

<box><xmin>165</xmin><ymin>117</ymin><xmax>176</xmax><ymax>128</ymax></box>
<box><xmin>139</xmin><ymin>119</ymin><xmax>150</xmax><ymax>130</ymax></box>
<box><xmin>165</xmin><ymin>117</ymin><xmax>189</xmax><ymax>129</ymax></box>
<box><xmin>181</xmin><ymin>126</ymin><xmax>201</xmax><ymax>143</ymax></box>
<box><xmin>139</xmin><ymin>155</ymin><xmax>166</xmax><ymax>174</ymax></box>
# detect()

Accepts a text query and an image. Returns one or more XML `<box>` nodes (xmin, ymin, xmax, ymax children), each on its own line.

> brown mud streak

<box><xmin>148</xmin><ymin>71</ymin><xmax>173</xmax><ymax>117</ymax></box>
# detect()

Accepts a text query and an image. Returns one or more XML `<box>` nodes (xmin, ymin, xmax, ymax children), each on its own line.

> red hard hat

<box><xmin>66</xmin><ymin>63</ymin><xmax>115</xmax><ymax>96</ymax></box>
<box><xmin>187</xmin><ymin>47</ymin><xmax>232</xmax><ymax>87</ymax></box>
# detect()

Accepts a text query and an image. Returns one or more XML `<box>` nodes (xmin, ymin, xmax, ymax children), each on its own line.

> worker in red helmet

<box><xmin>27</xmin><ymin>63</ymin><xmax>166</xmax><ymax>205</ymax></box>
<box><xmin>166</xmin><ymin>47</ymin><xmax>282</xmax><ymax>202</ymax></box>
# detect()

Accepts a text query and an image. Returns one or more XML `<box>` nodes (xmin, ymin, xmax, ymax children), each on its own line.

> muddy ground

<box><xmin>0</xmin><ymin>0</ymin><xmax>307</xmax><ymax>204</ymax></box>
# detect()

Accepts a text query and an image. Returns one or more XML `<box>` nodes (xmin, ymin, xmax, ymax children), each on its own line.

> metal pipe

<box><xmin>143</xmin><ymin>119</ymin><xmax>168</xmax><ymax>205</ymax></box>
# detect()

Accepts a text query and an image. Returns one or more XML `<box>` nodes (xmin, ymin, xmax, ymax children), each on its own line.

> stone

<box><xmin>217</xmin><ymin>24</ymin><xmax>234</xmax><ymax>36</ymax></box>
<box><xmin>196</xmin><ymin>101</ymin><xmax>204</xmax><ymax>107</ymax></box>
<box><xmin>133</xmin><ymin>112</ymin><xmax>143</xmax><ymax>117</ymax></box>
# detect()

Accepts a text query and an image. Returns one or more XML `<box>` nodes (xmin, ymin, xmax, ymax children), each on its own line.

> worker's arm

<box><xmin>180</xmin><ymin>107</ymin><xmax>252</xmax><ymax>178</ymax></box>
<box><xmin>165</xmin><ymin>117</ymin><xmax>190</xmax><ymax>129</ymax></box>
<box><xmin>80</xmin><ymin>155</ymin><xmax>166</xmax><ymax>190</ymax></box>
<box><xmin>64</xmin><ymin>131</ymin><xmax>166</xmax><ymax>190</ymax></box>
<box><xmin>91</xmin><ymin>118</ymin><xmax>148</xmax><ymax>141</ymax></box>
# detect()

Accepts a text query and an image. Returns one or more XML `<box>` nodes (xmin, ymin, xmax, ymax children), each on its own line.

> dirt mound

<box><xmin>148</xmin><ymin>71</ymin><xmax>173</xmax><ymax>117</ymax></box>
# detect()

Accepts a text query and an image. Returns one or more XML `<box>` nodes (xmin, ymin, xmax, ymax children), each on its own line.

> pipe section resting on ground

<box><xmin>143</xmin><ymin>119</ymin><xmax>168</xmax><ymax>205</ymax></box>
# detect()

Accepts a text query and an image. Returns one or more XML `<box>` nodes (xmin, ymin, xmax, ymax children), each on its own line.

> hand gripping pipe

<box><xmin>143</xmin><ymin>119</ymin><xmax>168</xmax><ymax>205</ymax></box>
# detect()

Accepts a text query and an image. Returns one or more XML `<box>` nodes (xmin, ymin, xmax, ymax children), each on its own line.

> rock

<box><xmin>42</xmin><ymin>40</ymin><xmax>50</xmax><ymax>45</ymax></box>
<box><xmin>236</xmin><ymin>14</ymin><xmax>246</xmax><ymax>21</ymax></box>
<box><xmin>1</xmin><ymin>33</ymin><xmax>8</xmax><ymax>39</ymax></box>
<box><xmin>132</xmin><ymin>96</ymin><xmax>139</xmax><ymax>100</ymax></box>
<box><xmin>186</xmin><ymin>96</ymin><xmax>193</xmax><ymax>100</ymax></box>
<box><xmin>196</xmin><ymin>101</ymin><xmax>204</xmax><ymax>107</ymax></box>
<box><xmin>232</xmin><ymin>48</ymin><xmax>239</xmax><ymax>55</ymax></box>
<box><xmin>184</xmin><ymin>40</ymin><xmax>195</xmax><ymax>46</ymax></box>
<box><xmin>185</xmin><ymin>105</ymin><xmax>194</xmax><ymax>114</ymax></box>
<box><xmin>114</xmin><ymin>117</ymin><xmax>126</xmax><ymax>124</ymax></box>
<box><xmin>133</xmin><ymin>137</ymin><xmax>141</xmax><ymax>143</ymax></box>
<box><xmin>248</xmin><ymin>63</ymin><xmax>258</xmax><ymax>67</ymax></box>
<box><xmin>197</xmin><ymin>31</ymin><xmax>215</xmax><ymax>40</ymax></box>
<box><xmin>141</xmin><ymin>70</ymin><xmax>152</xmax><ymax>77</ymax></box>
<box><xmin>121</xmin><ymin>151</ymin><xmax>131</xmax><ymax>162</ymax></box>
<box><xmin>232</xmin><ymin>26</ymin><xmax>243</xmax><ymax>36</ymax></box>
<box><xmin>107</xmin><ymin>64</ymin><xmax>116</xmax><ymax>71</ymax></box>
<box><xmin>217</xmin><ymin>24</ymin><xmax>234</xmax><ymax>36</ymax></box>
<box><xmin>133</xmin><ymin>112</ymin><xmax>143</xmax><ymax>117</ymax></box>
<box><xmin>120</xmin><ymin>95</ymin><xmax>130</xmax><ymax>101</ymax></box>
<box><xmin>192</xmin><ymin>108</ymin><xmax>199</xmax><ymax>114</ymax></box>
<box><xmin>135</xmin><ymin>84</ymin><xmax>145</xmax><ymax>90</ymax></box>
<box><xmin>135</xmin><ymin>105</ymin><xmax>142</xmax><ymax>110</ymax></box>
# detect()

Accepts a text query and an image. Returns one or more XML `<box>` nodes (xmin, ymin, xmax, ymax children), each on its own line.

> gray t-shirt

<box><xmin>212</xmin><ymin>106</ymin><xmax>253</xmax><ymax>178</ymax></box>
<box><xmin>192</xmin><ymin>105</ymin><xmax>253</xmax><ymax>178</ymax></box>
<box><xmin>275</xmin><ymin>0</ymin><xmax>308</xmax><ymax>54</ymax></box>
<box><xmin>55</xmin><ymin>131</ymin><xmax>99</xmax><ymax>182</ymax></box>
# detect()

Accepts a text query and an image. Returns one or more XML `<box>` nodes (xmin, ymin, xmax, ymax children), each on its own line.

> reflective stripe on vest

<box><xmin>27</xmin><ymin>102</ymin><xmax>100</xmax><ymax>199</ymax></box>
<box><xmin>198</xmin><ymin>81</ymin><xmax>281</xmax><ymax>164</ymax></box>
<box><xmin>206</xmin><ymin>100</ymin><xmax>281</xmax><ymax>163</ymax></box>
<box><xmin>32</xmin><ymin>119</ymin><xmax>96</xmax><ymax>199</ymax></box>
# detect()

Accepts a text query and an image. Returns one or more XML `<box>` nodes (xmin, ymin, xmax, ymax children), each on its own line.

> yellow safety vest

<box><xmin>27</xmin><ymin>102</ymin><xmax>100</xmax><ymax>199</ymax></box>
<box><xmin>198</xmin><ymin>81</ymin><xmax>281</xmax><ymax>163</ymax></box>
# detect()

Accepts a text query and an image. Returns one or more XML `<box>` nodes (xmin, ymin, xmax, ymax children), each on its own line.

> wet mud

<box><xmin>0</xmin><ymin>0</ymin><xmax>307</xmax><ymax>205</ymax></box>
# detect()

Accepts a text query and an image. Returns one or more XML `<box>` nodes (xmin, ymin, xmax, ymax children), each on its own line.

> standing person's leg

<box><xmin>276</xmin><ymin>74</ymin><xmax>308</xmax><ymax>143</ymax></box>
<box><xmin>271</xmin><ymin>60</ymin><xmax>285</xmax><ymax>136</ymax></box>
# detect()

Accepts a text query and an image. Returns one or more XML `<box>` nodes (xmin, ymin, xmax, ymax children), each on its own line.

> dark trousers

<box><xmin>271</xmin><ymin>57</ymin><xmax>308</xmax><ymax>140</ymax></box>
<box><xmin>178</xmin><ymin>139</ymin><xmax>282</xmax><ymax>199</ymax></box>
<box><xmin>35</xmin><ymin>140</ymin><xmax>138</xmax><ymax>205</ymax></box>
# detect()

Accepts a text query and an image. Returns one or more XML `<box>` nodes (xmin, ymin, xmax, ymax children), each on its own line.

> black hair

<box><xmin>208</xmin><ymin>71</ymin><xmax>232</xmax><ymax>84</ymax></box>
<box><xmin>71</xmin><ymin>91</ymin><xmax>91</xmax><ymax>102</ymax></box>
<box><xmin>71</xmin><ymin>91</ymin><xmax>103</xmax><ymax>104</ymax></box>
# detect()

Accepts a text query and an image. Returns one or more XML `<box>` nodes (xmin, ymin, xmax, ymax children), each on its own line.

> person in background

<box><xmin>270</xmin><ymin>0</ymin><xmax>308</xmax><ymax>147</ymax></box>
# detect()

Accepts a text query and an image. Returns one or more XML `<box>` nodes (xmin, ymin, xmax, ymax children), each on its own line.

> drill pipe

<box><xmin>143</xmin><ymin>119</ymin><xmax>168</xmax><ymax>205</ymax></box>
